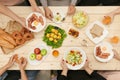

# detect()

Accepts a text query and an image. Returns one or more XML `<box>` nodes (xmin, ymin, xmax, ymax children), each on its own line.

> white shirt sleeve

<box><xmin>40</xmin><ymin>0</ymin><xmax>48</xmax><ymax>6</ymax></box>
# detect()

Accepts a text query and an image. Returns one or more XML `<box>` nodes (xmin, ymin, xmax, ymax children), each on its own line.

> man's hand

<box><xmin>44</xmin><ymin>7</ymin><xmax>53</xmax><ymax>20</ymax></box>
<box><xmin>67</xmin><ymin>5</ymin><xmax>76</xmax><ymax>15</ymax></box>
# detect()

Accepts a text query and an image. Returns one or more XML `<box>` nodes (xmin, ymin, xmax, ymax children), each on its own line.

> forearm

<box><xmin>85</xmin><ymin>67</ymin><xmax>93</xmax><ymax>75</ymax></box>
<box><xmin>61</xmin><ymin>69</ymin><xmax>68</xmax><ymax>77</ymax></box>
<box><xmin>29</xmin><ymin>0</ymin><xmax>38</xmax><ymax>9</ymax></box>
<box><xmin>111</xmin><ymin>7</ymin><xmax>120</xmax><ymax>16</ymax></box>
<box><xmin>0</xmin><ymin>65</ymin><xmax>9</xmax><ymax>76</ymax></box>
<box><xmin>40</xmin><ymin>0</ymin><xmax>48</xmax><ymax>7</ymax></box>
<box><xmin>20</xmin><ymin>69</ymin><xmax>28</xmax><ymax>80</ymax></box>
<box><xmin>0</xmin><ymin>3</ymin><xmax>22</xmax><ymax>25</ymax></box>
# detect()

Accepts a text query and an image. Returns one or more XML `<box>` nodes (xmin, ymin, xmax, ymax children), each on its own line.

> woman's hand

<box><xmin>44</xmin><ymin>7</ymin><xmax>53</xmax><ymax>20</ymax></box>
<box><xmin>61</xmin><ymin>60</ymin><xmax>68</xmax><ymax>71</ymax></box>
<box><xmin>18</xmin><ymin>57</ymin><xmax>27</xmax><ymax>70</ymax></box>
<box><xmin>113</xmin><ymin>49</ymin><xmax>120</xmax><ymax>60</ymax></box>
<box><xmin>67</xmin><ymin>5</ymin><xmax>76</xmax><ymax>15</ymax></box>
<box><xmin>32</xmin><ymin>7</ymin><xmax>44</xmax><ymax>15</ymax></box>
<box><xmin>84</xmin><ymin>58</ymin><xmax>93</xmax><ymax>75</ymax></box>
<box><xmin>61</xmin><ymin>60</ymin><xmax>68</xmax><ymax>76</ymax></box>
<box><xmin>6</xmin><ymin>55</ymin><xmax>15</xmax><ymax>69</ymax></box>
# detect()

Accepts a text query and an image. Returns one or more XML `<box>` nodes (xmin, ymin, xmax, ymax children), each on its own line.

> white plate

<box><xmin>72</xmin><ymin>11</ymin><xmax>89</xmax><ymax>28</ymax></box>
<box><xmin>86</xmin><ymin>21</ymin><xmax>109</xmax><ymax>44</ymax></box>
<box><xmin>52</xmin><ymin>12</ymin><xmax>65</xmax><ymax>23</ymax></box>
<box><xmin>28</xmin><ymin>44</ymin><xmax>49</xmax><ymax>65</ymax></box>
<box><xmin>26</xmin><ymin>12</ymin><xmax>46</xmax><ymax>32</ymax></box>
<box><xmin>64</xmin><ymin>47</ymin><xmax>86</xmax><ymax>70</ymax></box>
<box><xmin>94</xmin><ymin>42</ymin><xmax>114</xmax><ymax>62</ymax></box>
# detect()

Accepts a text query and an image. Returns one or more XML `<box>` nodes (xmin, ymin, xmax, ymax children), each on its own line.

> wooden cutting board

<box><xmin>0</xmin><ymin>20</ymin><xmax>34</xmax><ymax>54</ymax></box>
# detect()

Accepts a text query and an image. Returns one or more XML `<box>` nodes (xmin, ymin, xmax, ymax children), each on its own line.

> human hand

<box><xmin>6</xmin><ymin>55</ymin><xmax>15</xmax><ymax>69</ymax></box>
<box><xmin>67</xmin><ymin>5</ymin><xmax>76</xmax><ymax>15</ymax></box>
<box><xmin>18</xmin><ymin>57</ymin><xmax>27</xmax><ymax>70</ymax></box>
<box><xmin>44</xmin><ymin>7</ymin><xmax>53</xmax><ymax>20</ymax></box>
<box><xmin>61</xmin><ymin>60</ymin><xmax>68</xmax><ymax>71</ymax></box>
<box><xmin>113</xmin><ymin>49</ymin><xmax>120</xmax><ymax>60</ymax></box>
<box><xmin>32</xmin><ymin>7</ymin><xmax>44</xmax><ymax>15</ymax></box>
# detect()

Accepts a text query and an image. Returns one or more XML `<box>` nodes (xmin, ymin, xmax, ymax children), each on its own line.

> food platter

<box><xmin>94</xmin><ymin>42</ymin><xmax>114</xmax><ymax>62</ymax></box>
<box><xmin>28</xmin><ymin>44</ymin><xmax>48</xmax><ymax>65</ymax></box>
<box><xmin>26</xmin><ymin>12</ymin><xmax>46</xmax><ymax>32</ymax></box>
<box><xmin>72</xmin><ymin>11</ymin><xmax>89</xmax><ymax>28</ymax></box>
<box><xmin>86</xmin><ymin>21</ymin><xmax>109</xmax><ymax>44</ymax></box>
<box><xmin>43</xmin><ymin>25</ymin><xmax>67</xmax><ymax>48</ymax></box>
<box><xmin>64</xmin><ymin>47</ymin><xmax>86</xmax><ymax>70</ymax></box>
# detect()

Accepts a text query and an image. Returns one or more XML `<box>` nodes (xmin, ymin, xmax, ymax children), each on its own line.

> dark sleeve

<box><xmin>90</xmin><ymin>71</ymin><xmax>107</xmax><ymax>80</ymax></box>
<box><xmin>57</xmin><ymin>75</ymin><xmax>67</xmax><ymax>80</ymax></box>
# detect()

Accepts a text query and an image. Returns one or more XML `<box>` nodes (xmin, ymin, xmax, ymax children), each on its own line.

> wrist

<box><xmin>61</xmin><ymin>69</ymin><xmax>68</xmax><ymax>76</ymax></box>
<box><xmin>5</xmin><ymin>64</ymin><xmax>11</xmax><ymax>69</ymax></box>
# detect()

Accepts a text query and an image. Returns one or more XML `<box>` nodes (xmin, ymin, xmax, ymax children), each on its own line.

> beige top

<box><xmin>40</xmin><ymin>0</ymin><xmax>78</xmax><ymax>6</ymax></box>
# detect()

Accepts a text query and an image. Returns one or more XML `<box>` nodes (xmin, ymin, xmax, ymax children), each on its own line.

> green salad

<box><xmin>66</xmin><ymin>50</ymin><xmax>82</xmax><ymax>66</ymax></box>
<box><xmin>43</xmin><ymin>25</ymin><xmax>67</xmax><ymax>48</ymax></box>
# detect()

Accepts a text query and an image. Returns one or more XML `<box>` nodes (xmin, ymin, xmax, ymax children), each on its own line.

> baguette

<box><xmin>0</xmin><ymin>29</ymin><xmax>16</xmax><ymax>46</ymax></box>
<box><xmin>0</xmin><ymin>37</ymin><xmax>14</xmax><ymax>49</ymax></box>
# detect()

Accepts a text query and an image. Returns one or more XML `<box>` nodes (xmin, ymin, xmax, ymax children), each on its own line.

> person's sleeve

<box><xmin>91</xmin><ymin>71</ymin><xmax>107</xmax><ymax>80</ymax></box>
<box><xmin>57</xmin><ymin>75</ymin><xmax>67</xmax><ymax>80</ymax></box>
<box><xmin>40</xmin><ymin>0</ymin><xmax>48</xmax><ymax>7</ymax></box>
<box><xmin>0</xmin><ymin>72</ymin><xmax>8</xmax><ymax>80</ymax></box>
<box><xmin>71</xmin><ymin>0</ymin><xmax>79</xmax><ymax>5</ymax></box>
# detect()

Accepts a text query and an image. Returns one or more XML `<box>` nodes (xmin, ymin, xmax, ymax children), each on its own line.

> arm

<box><xmin>28</xmin><ymin>0</ymin><xmax>43</xmax><ymax>15</ymax></box>
<box><xmin>84</xmin><ymin>60</ymin><xmax>106</xmax><ymax>80</ymax></box>
<box><xmin>57</xmin><ymin>60</ymin><xmax>68</xmax><ymax>80</ymax></box>
<box><xmin>0</xmin><ymin>56</ymin><xmax>15</xmax><ymax>76</ymax></box>
<box><xmin>20</xmin><ymin>69</ymin><xmax>28</xmax><ymax>80</ymax></box>
<box><xmin>0</xmin><ymin>3</ymin><xmax>25</xmax><ymax>27</ymax></box>
<box><xmin>19</xmin><ymin>57</ymin><xmax>28</xmax><ymax>80</ymax></box>
<box><xmin>110</xmin><ymin>7</ymin><xmax>120</xmax><ymax>16</ymax></box>
<box><xmin>40</xmin><ymin>0</ymin><xmax>53</xmax><ymax>20</ymax></box>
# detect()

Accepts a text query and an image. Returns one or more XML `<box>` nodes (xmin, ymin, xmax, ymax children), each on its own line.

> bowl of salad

<box><xmin>72</xmin><ymin>11</ymin><xmax>89</xmax><ymax>28</ymax></box>
<box><xmin>64</xmin><ymin>47</ymin><xmax>86</xmax><ymax>70</ymax></box>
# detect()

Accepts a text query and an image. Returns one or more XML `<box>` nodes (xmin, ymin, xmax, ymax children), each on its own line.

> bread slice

<box><xmin>90</xmin><ymin>24</ymin><xmax>103</xmax><ymax>38</ymax></box>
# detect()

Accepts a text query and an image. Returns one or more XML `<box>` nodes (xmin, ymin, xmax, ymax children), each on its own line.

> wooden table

<box><xmin>0</xmin><ymin>6</ymin><xmax>120</xmax><ymax>70</ymax></box>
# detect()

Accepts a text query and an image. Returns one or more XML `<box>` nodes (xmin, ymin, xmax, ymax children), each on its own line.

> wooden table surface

<box><xmin>0</xmin><ymin>6</ymin><xmax>120</xmax><ymax>70</ymax></box>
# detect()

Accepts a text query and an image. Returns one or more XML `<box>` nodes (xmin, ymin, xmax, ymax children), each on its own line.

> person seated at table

<box><xmin>0</xmin><ymin>55</ymin><xmax>28</xmax><ymax>80</ymax></box>
<box><xmin>28</xmin><ymin>0</ymin><xmax>78</xmax><ymax>20</ymax></box>
<box><xmin>57</xmin><ymin>59</ymin><xmax>106</xmax><ymax>80</ymax></box>
<box><xmin>106</xmin><ymin>7</ymin><xmax>120</xmax><ymax>23</ymax></box>
<box><xmin>98</xmin><ymin>49</ymin><xmax>120</xmax><ymax>80</ymax></box>
<box><xmin>0</xmin><ymin>2</ymin><xmax>26</xmax><ymax>27</ymax></box>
